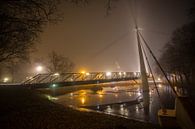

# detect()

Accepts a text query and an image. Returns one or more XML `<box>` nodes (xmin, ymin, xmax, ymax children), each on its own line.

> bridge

<box><xmin>22</xmin><ymin>72</ymin><xmax>141</xmax><ymax>88</ymax></box>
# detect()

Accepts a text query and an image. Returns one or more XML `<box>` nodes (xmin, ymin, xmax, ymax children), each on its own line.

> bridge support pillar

<box><xmin>136</xmin><ymin>28</ymin><xmax>150</xmax><ymax>115</ymax></box>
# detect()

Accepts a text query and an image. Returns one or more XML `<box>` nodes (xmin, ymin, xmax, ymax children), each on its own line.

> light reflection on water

<box><xmin>55</xmin><ymin>83</ymin><xmax>175</xmax><ymax>124</ymax></box>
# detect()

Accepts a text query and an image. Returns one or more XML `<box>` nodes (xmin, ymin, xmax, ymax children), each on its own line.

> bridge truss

<box><xmin>22</xmin><ymin>72</ymin><xmax>141</xmax><ymax>88</ymax></box>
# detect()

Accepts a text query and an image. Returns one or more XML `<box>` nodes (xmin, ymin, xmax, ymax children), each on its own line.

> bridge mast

<box><xmin>136</xmin><ymin>26</ymin><xmax>150</xmax><ymax>115</ymax></box>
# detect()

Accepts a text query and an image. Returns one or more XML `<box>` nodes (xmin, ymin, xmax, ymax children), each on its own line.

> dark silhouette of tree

<box><xmin>47</xmin><ymin>51</ymin><xmax>74</xmax><ymax>73</ymax></box>
<box><xmin>159</xmin><ymin>2</ymin><xmax>195</xmax><ymax>96</ymax></box>
<box><xmin>0</xmin><ymin>0</ymin><xmax>96</xmax><ymax>64</ymax></box>
<box><xmin>189</xmin><ymin>2</ymin><xmax>195</xmax><ymax>21</ymax></box>
<box><xmin>159</xmin><ymin>22</ymin><xmax>195</xmax><ymax>96</ymax></box>
<box><xmin>0</xmin><ymin>0</ymin><xmax>60</xmax><ymax>63</ymax></box>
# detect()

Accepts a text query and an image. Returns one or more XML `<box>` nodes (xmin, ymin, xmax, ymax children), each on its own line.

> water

<box><xmin>54</xmin><ymin>82</ymin><xmax>175</xmax><ymax>124</ymax></box>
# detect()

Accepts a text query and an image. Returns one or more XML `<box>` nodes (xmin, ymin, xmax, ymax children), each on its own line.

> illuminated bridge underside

<box><xmin>22</xmin><ymin>72</ymin><xmax>141</xmax><ymax>88</ymax></box>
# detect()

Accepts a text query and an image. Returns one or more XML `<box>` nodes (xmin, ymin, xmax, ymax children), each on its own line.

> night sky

<box><xmin>33</xmin><ymin>0</ymin><xmax>193</xmax><ymax>72</ymax></box>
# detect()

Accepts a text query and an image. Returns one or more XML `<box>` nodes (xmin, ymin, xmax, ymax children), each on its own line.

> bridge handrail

<box><xmin>22</xmin><ymin>72</ymin><xmax>141</xmax><ymax>85</ymax></box>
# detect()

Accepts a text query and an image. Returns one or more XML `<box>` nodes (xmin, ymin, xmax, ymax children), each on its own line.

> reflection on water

<box><xmin>80</xmin><ymin>97</ymin><xmax>86</xmax><ymax>104</ymax></box>
<box><xmin>54</xmin><ymin>83</ymin><xmax>175</xmax><ymax>124</ymax></box>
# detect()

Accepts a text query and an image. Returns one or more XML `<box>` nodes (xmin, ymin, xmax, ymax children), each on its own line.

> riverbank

<box><xmin>0</xmin><ymin>86</ymin><xmax>162</xmax><ymax>129</ymax></box>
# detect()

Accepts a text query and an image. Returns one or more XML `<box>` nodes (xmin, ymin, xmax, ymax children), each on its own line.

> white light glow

<box><xmin>158</xmin><ymin>84</ymin><xmax>162</xmax><ymax>88</ymax></box>
<box><xmin>52</xmin><ymin>84</ymin><xmax>57</xmax><ymax>87</ymax></box>
<box><xmin>81</xmin><ymin>70</ymin><xmax>86</xmax><ymax>74</ymax></box>
<box><xmin>137</xmin><ymin>92</ymin><xmax>141</xmax><ymax>96</ymax></box>
<box><xmin>53</xmin><ymin>73</ymin><xmax>60</xmax><ymax>76</ymax></box>
<box><xmin>106</xmin><ymin>72</ymin><xmax>112</xmax><ymax>76</ymax></box>
<box><xmin>3</xmin><ymin>77</ymin><xmax>9</xmax><ymax>83</ymax></box>
<box><xmin>36</xmin><ymin>66</ymin><xmax>43</xmax><ymax>73</ymax></box>
<box><xmin>86</xmin><ymin>72</ymin><xmax>90</xmax><ymax>76</ymax></box>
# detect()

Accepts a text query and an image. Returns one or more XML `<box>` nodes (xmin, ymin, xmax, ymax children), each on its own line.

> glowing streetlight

<box><xmin>36</xmin><ymin>65</ymin><xmax>43</xmax><ymax>73</ymax></box>
<box><xmin>80</xmin><ymin>70</ymin><xmax>86</xmax><ymax>74</ymax></box>
<box><xmin>3</xmin><ymin>77</ymin><xmax>9</xmax><ymax>83</ymax></box>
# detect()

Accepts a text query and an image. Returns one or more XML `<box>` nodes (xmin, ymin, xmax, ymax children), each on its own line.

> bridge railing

<box><xmin>22</xmin><ymin>72</ymin><xmax>141</xmax><ymax>85</ymax></box>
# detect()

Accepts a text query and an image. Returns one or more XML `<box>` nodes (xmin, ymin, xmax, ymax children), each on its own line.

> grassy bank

<box><xmin>0</xmin><ymin>86</ymin><xmax>162</xmax><ymax>129</ymax></box>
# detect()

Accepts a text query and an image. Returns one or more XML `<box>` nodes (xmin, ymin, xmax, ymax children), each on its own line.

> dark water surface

<box><xmin>54</xmin><ymin>82</ymin><xmax>175</xmax><ymax>124</ymax></box>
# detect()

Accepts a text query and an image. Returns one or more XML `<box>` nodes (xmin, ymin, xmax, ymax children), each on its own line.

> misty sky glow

<box><xmin>33</xmin><ymin>0</ymin><xmax>193</xmax><ymax>72</ymax></box>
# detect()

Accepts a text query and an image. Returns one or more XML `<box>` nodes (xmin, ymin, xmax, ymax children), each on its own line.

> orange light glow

<box><xmin>97</xmin><ymin>90</ymin><xmax>104</xmax><ymax>98</ymax></box>
<box><xmin>80</xmin><ymin>97</ymin><xmax>86</xmax><ymax>104</ymax></box>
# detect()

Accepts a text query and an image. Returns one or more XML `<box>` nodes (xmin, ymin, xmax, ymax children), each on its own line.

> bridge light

<box><xmin>81</xmin><ymin>70</ymin><xmax>86</xmax><ymax>74</ymax></box>
<box><xmin>106</xmin><ymin>72</ymin><xmax>111</xmax><ymax>76</ymax></box>
<box><xmin>123</xmin><ymin>72</ymin><xmax>126</xmax><ymax>75</ymax></box>
<box><xmin>133</xmin><ymin>72</ymin><xmax>137</xmax><ymax>76</ymax></box>
<box><xmin>119</xmin><ymin>72</ymin><xmax>122</xmax><ymax>76</ymax></box>
<box><xmin>86</xmin><ymin>72</ymin><xmax>90</xmax><ymax>76</ymax></box>
<box><xmin>157</xmin><ymin>77</ymin><xmax>161</xmax><ymax>81</ymax></box>
<box><xmin>53</xmin><ymin>73</ymin><xmax>60</xmax><ymax>76</ymax></box>
<box><xmin>27</xmin><ymin>76</ymin><xmax>34</xmax><ymax>80</ymax></box>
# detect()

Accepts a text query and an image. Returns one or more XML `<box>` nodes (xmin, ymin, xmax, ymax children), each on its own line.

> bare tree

<box><xmin>0</xmin><ymin>0</ymin><xmax>60</xmax><ymax>63</ymax></box>
<box><xmin>47</xmin><ymin>51</ymin><xmax>74</xmax><ymax>73</ymax></box>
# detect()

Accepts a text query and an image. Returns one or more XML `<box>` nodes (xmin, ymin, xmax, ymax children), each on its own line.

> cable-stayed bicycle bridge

<box><xmin>22</xmin><ymin>72</ymin><xmax>141</xmax><ymax>88</ymax></box>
